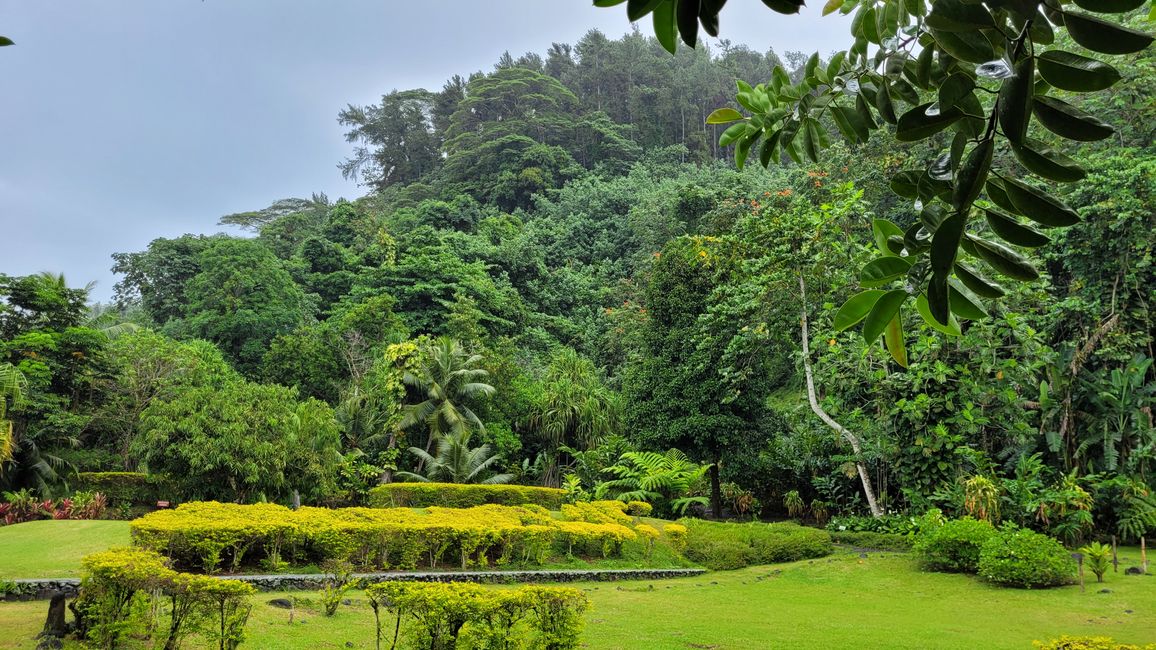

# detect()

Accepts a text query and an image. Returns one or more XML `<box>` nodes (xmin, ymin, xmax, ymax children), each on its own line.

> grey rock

<box><xmin>267</xmin><ymin>598</ymin><xmax>293</xmax><ymax>609</ymax></box>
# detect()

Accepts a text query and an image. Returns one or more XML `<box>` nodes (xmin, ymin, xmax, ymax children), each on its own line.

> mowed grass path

<box><xmin>0</xmin><ymin>520</ymin><xmax>130</xmax><ymax>579</ymax></box>
<box><xmin>2</xmin><ymin>550</ymin><xmax>1155</xmax><ymax>649</ymax></box>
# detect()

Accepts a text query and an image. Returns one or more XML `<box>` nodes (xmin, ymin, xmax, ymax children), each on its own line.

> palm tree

<box><xmin>395</xmin><ymin>430</ymin><xmax>513</xmax><ymax>484</ymax></box>
<box><xmin>0</xmin><ymin>363</ymin><xmax>28</xmax><ymax>466</ymax></box>
<box><xmin>526</xmin><ymin>348</ymin><xmax>621</xmax><ymax>487</ymax></box>
<box><xmin>399</xmin><ymin>337</ymin><xmax>495</xmax><ymax>470</ymax></box>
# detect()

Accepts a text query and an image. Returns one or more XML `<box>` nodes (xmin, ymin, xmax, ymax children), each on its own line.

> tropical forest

<box><xmin>1</xmin><ymin>1</ymin><xmax>1155</xmax><ymax>648</ymax></box>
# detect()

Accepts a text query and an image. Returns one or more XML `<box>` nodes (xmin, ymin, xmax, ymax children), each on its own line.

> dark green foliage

<box><xmin>914</xmin><ymin>517</ymin><xmax>997</xmax><ymax>573</ymax></box>
<box><xmin>680</xmin><ymin>519</ymin><xmax>833</xmax><ymax>570</ymax></box>
<box><xmin>72</xmin><ymin>472</ymin><xmax>161</xmax><ymax>507</ymax></box>
<box><xmin>828</xmin><ymin>530</ymin><xmax>914</xmax><ymax>551</ymax></box>
<box><xmin>978</xmin><ymin>527</ymin><xmax>1076</xmax><ymax>588</ymax></box>
<box><xmin>367</xmin><ymin>482</ymin><xmax>565</xmax><ymax>509</ymax></box>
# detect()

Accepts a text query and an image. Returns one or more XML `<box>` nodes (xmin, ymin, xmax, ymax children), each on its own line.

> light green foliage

<box><xmin>678</xmin><ymin>519</ymin><xmax>833</xmax><ymax>570</ymax></box>
<box><xmin>1079</xmin><ymin>541</ymin><xmax>1113</xmax><ymax>583</ymax></box>
<box><xmin>914</xmin><ymin>516</ymin><xmax>997</xmax><ymax>573</ymax></box>
<box><xmin>1035</xmin><ymin>636</ymin><xmax>1156</xmax><ymax>650</ymax></box>
<box><xmin>134</xmin><ymin>381</ymin><xmax>341</xmax><ymax>503</ymax></box>
<box><xmin>594</xmin><ymin>449</ymin><xmax>708</xmax><ymax>518</ymax></box>
<box><xmin>978</xmin><ymin>527</ymin><xmax>1076</xmax><ymax>588</ymax></box>
<box><xmin>365</xmin><ymin>581</ymin><xmax>590</xmax><ymax>650</ymax></box>
<box><xmin>367</xmin><ymin>482</ymin><xmax>564</xmax><ymax>509</ymax></box>
<box><xmin>396</xmin><ymin>430</ymin><xmax>514</xmax><ymax>485</ymax></box>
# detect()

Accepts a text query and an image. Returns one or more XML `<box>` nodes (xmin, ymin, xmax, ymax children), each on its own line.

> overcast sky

<box><xmin>0</xmin><ymin>1</ymin><xmax>850</xmax><ymax>302</ymax></box>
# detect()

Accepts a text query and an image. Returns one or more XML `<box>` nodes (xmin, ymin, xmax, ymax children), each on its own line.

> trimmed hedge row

<box><xmin>368</xmin><ymin>482</ymin><xmax>566</xmax><ymax>509</ymax></box>
<box><xmin>366</xmin><ymin>581</ymin><xmax>589</xmax><ymax>650</ymax></box>
<box><xmin>75</xmin><ymin>547</ymin><xmax>254</xmax><ymax>649</ymax></box>
<box><xmin>829</xmin><ymin>530</ymin><xmax>914</xmax><ymax>551</ymax></box>
<box><xmin>679</xmin><ymin>519</ymin><xmax>833</xmax><ymax>570</ymax></box>
<box><xmin>131</xmin><ymin>501</ymin><xmax>666</xmax><ymax>573</ymax></box>
<box><xmin>73</xmin><ymin>472</ymin><xmax>165</xmax><ymax>507</ymax></box>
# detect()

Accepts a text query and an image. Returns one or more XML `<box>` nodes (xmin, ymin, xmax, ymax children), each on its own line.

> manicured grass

<box><xmin>3</xmin><ymin>549</ymin><xmax>1154</xmax><ymax>649</ymax></box>
<box><xmin>0</xmin><ymin>520</ymin><xmax>130</xmax><ymax>579</ymax></box>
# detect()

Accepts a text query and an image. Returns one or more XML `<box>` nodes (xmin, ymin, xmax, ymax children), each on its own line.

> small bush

<box><xmin>829</xmin><ymin>530</ymin><xmax>914</xmax><ymax>551</ymax></box>
<box><xmin>914</xmin><ymin>517</ymin><xmax>996</xmax><ymax>573</ymax></box>
<box><xmin>978</xmin><ymin>527</ymin><xmax>1075</xmax><ymax>588</ymax></box>
<box><xmin>365</xmin><ymin>581</ymin><xmax>589</xmax><ymax>650</ymax></box>
<box><xmin>1079</xmin><ymin>542</ymin><xmax>1113</xmax><ymax>583</ymax></box>
<box><xmin>680</xmin><ymin>519</ymin><xmax>832</xmax><ymax>570</ymax></box>
<box><xmin>827</xmin><ymin>513</ymin><xmax>921</xmax><ymax>536</ymax></box>
<box><xmin>1034</xmin><ymin>636</ymin><xmax>1156</xmax><ymax>650</ymax></box>
<box><xmin>367</xmin><ymin>482</ymin><xmax>565</xmax><ymax>509</ymax></box>
<box><xmin>624</xmin><ymin>501</ymin><xmax>653</xmax><ymax>517</ymax></box>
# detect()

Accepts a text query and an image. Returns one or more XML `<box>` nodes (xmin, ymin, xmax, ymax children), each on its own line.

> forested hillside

<box><xmin>2</xmin><ymin>25</ymin><xmax>1153</xmax><ymax>541</ymax></box>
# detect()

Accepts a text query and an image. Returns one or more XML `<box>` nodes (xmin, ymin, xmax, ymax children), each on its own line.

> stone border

<box><xmin>4</xmin><ymin>568</ymin><xmax>706</xmax><ymax>601</ymax></box>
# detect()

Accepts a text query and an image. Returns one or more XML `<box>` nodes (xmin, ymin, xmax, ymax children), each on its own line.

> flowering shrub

<box><xmin>0</xmin><ymin>489</ymin><xmax>108</xmax><ymax>525</ymax></box>
<box><xmin>131</xmin><ymin>501</ymin><xmax>649</xmax><ymax>572</ymax></box>
<box><xmin>365</xmin><ymin>581</ymin><xmax>590</xmax><ymax>650</ymax></box>
<box><xmin>367</xmin><ymin>482</ymin><xmax>565</xmax><ymax>509</ymax></box>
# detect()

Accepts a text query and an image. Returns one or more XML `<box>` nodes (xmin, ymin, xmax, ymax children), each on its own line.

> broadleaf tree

<box><xmin>595</xmin><ymin>0</ymin><xmax>1154</xmax><ymax>366</ymax></box>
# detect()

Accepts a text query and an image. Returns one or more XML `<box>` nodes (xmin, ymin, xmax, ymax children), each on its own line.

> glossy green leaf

<box><xmin>970</xmin><ymin>236</ymin><xmax>1040</xmax><ymax>280</ymax></box>
<box><xmin>698</xmin><ymin>0</ymin><xmax>724</xmax><ymax>36</ymax></box>
<box><xmin>997</xmin><ymin>56</ymin><xmax>1034</xmax><ymax>144</ymax></box>
<box><xmin>718</xmin><ymin>123</ymin><xmax>747</xmax><ymax>147</ymax></box>
<box><xmin>593</xmin><ymin>0</ymin><xmax>627</xmax><ymax>6</ymax></box>
<box><xmin>627</xmin><ymin>0</ymin><xmax>664</xmax><ymax>21</ymax></box>
<box><xmin>1037</xmin><ymin>51</ymin><xmax>1122</xmax><ymax>92</ymax></box>
<box><xmin>931</xmin><ymin>212</ymin><xmax>967</xmax><ymax>284</ymax></box>
<box><xmin>653</xmin><ymin>1</ymin><xmax>679</xmax><ymax>53</ymax></box>
<box><xmin>834</xmin><ymin>290</ymin><xmax>886</xmax><ymax>331</ymax></box>
<box><xmin>927</xmin><ymin>274</ymin><xmax>951</xmax><ymax>328</ymax></box>
<box><xmin>925</xmin><ymin>0</ymin><xmax>994</xmax><ymax>31</ymax></box>
<box><xmin>875</xmin><ymin>82</ymin><xmax>898</xmax><ymax>124</ymax></box>
<box><xmin>706</xmin><ymin>108</ymin><xmax>745</xmax><ymax>124</ymax></box>
<box><xmin>1063</xmin><ymin>11</ymin><xmax>1154</xmax><ymax>55</ymax></box>
<box><xmin>823</xmin><ymin>0</ymin><xmax>845</xmax><ymax>16</ymax></box>
<box><xmin>889</xmin><ymin>170</ymin><xmax>921</xmax><ymax>199</ymax></box>
<box><xmin>1010</xmin><ymin>138</ymin><xmax>1086</xmax><ymax>183</ymax></box>
<box><xmin>0</xmin><ymin>37</ymin><xmax>13</xmax><ymax>47</ymax></box>
<box><xmin>984</xmin><ymin>178</ymin><xmax>1020</xmax><ymax>215</ymax></box>
<box><xmin>873</xmin><ymin>219</ymin><xmax>905</xmax><ymax>256</ymax></box>
<box><xmin>1073</xmin><ymin>0</ymin><xmax>1146</xmax><ymax>13</ymax></box>
<box><xmin>1032</xmin><ymin>96</ymin><xmax>1114</xmax><ymax>142</ymax></box>
<box><xmin>933</xmin><ymin>29</ymin><xmax>995</xmax><ymax>63</ymax></box>
<box><xmin>896</xmin><ymin>103</ymin><xmax>963</xmax><ymax>141</ymax></box>
<box><xmin>953</xmin><ymin>138</ymin><xmax>994</xmax><ymax>213</ymax></box>
<box><xmin>678</xmin><ymin>0</ymin><xmax>701</xmax><ymax>47</ymax></box>
<box><xmin>760</xmin><ymin>0</ymin><xmax>805</xmax><ymax>15</ymax></box>
<box><xmin>884</xmin><ymin>313</ymin><xmax>909</xmax><ymax>368</ymax></box>
<box><xmin>861</xmin><ymin>257</ymin><xmax>913</xmax><ymax>287</ymax></box>
<box><xmin>948</xmin><ymin>282</ymin><xmax>988</xmax><ymax>320</ymax></box>
<box><xmin>984</xmin><ymin>209</ymin><xmax>1050</xmax><ymax>248</ymax></box>
<box><xmin>863</xmin><ymin>289</ymin><xmax>908</xmax><ymax>343</ymax></box>
<box><xmin>954</xmin><ymin>262</ymin><xmax>1006</xmax><ymax>298</ymax></box>
<box><xmin>1001</xmin><ymin>176</ymin><xmax>1081</xmax><ymax>227</ymax></box>
<box><xmin>938</xmin><ymin>73</ymin><xmax>975</xmax><ymax>111</ymax></box>
<box><xmin>916</xmin><ymin>293</ymin><xmax>963</xmax><ymax>335</ymax></box>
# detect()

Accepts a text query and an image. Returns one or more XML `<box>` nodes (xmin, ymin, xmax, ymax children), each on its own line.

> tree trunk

<box><xmin>798</xmin><ymin>274</ymin><xmax>883</xmax><ymax>517</ymax></box>
<box><xmin>709</xmin><ymin>461</ymin><xmax>722</xmax><ymax>519</ymax></box>
<box><xmin>37</xmin><ymin>593</ymin><xmax>68</xmax><ymax>642</ymax></box>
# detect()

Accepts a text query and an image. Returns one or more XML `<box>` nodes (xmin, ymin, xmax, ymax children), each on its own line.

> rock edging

<box><xmin>4</xmin><ymin>568</ymin><xmax>706</xmax><ymax>601</ymax></box>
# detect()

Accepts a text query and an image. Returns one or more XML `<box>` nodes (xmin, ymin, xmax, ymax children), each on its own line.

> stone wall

<box><xmin>4</xmin><ymin>568</ymin><xmax>706</xmax><ymax>601</ymax></box>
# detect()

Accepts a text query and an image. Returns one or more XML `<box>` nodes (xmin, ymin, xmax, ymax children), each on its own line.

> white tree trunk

<box><xmin>798</xmin><ymin>274</ymin><xmax>883</xmax><ymax>518</ymax></box>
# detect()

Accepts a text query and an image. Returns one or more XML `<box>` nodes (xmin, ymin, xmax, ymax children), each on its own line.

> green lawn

<box><xmin>0</xmin><ymin>520</ymin><xmax>131</xmax><ymax>579</ymax></box>
<box><xmin>2</xmin><ymin>549</ymin><xmax>1154</xmax><ymax>649</ymax></box>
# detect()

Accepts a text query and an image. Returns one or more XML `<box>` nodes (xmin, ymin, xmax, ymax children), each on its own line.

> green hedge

<box><xmin>366</xmin><ymin>581</ymin><xmax>589</xmax><ymax>650</ymax></box>
<box><xmin>680</xmin><ymin>519</ymin><xmax>833</xmax><ymax>570</ymax></box>
<box><xmin>914</xmin><ymin>517</ymin><xmax>997</xmax><ymax>573</ymax></box>
<box><xmin>978</xmin><ymin>527</ymin><xmax>1075</xmax><ymax>588</ymax></box>
<box><xmin>829</xmin><ymin>530</ymin><xmax>914</xmax><ymax>551</ymax></box>
<box><xmin>368</xmin><ymin>482</ymin><xmax>565</xmax><ymax>509</ymax></box>
<box><xmin>73</xmin><ymin>472</ymin><xmax>164</xmax><ymax>506</ymax></box>
<box><xmin>131</xmin><ymin>501</ymin><xmax>652</xmax><ymax>573</ymax></box>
